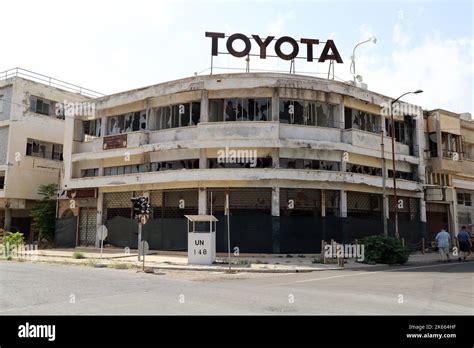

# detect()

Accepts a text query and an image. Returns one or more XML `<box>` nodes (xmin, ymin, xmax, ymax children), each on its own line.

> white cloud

<box><xmin>351</xmin><ymin>35</ymin><xmax>473</xmax><ymax>114</ymax></box>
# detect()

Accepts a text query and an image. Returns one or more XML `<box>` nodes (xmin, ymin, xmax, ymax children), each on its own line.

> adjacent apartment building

<box><xmin>59</xmin><ymin>73</ymin><xmax>432</xmax><ymax>253</ymax></box>
<box><xmin>424</xmin><ymin>109</ymin><xmax>474</xmax><ymax>240</ymax></box>
<box><xmin>0</xmin><ymin>68</ymin><xmax>100</xmax><ymax>240</ymax></box>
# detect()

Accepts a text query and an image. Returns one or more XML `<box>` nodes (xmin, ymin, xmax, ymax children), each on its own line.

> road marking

<box><xmin>273</xmin><ymin>262</ymin><xmax>470</xmax><ymax>286</ymax></box>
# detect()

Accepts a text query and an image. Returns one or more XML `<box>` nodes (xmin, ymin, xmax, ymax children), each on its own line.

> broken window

<box><xmin>345</xmin><ymin>107</ymin><xmax>380</xmax><ymax>133</ymax></box>
<box><xmin>441</xmin><ymin>132</ymin><xmax>461</xmax><ymax>158</ymax></box>
<box><xmin>30</xmin><ymin>96</ymin><xmax>54</xmax><ymax>116</ymax></box>
<box><xmin>346</xmin><ymin>163</ymin><xmax>383</xmax><ymax>177</ymax></box>
<box><xmin>280</xmin><ymin>158</ymin><xmax>339</xmax><ymax>171</ymax></box>
<box><xmin>150</xmin><ymin>102</ymin><xmax>200</xmax><ymax>130</ymax></box>
<box><xmin>83</xmin><ymin>119</ymin><xmax>101</xmax><ymax>141</ymax></box>
<box><xmin>281</xmin><ymin>100</ymin><xmax>335</xmax><ymax>127</ymax></box>
<box><xmin>26</xmin><ymin>138</ymin><xmax>62</xmax><ymax>161</ymax></box>
<box><xmin>209</xmin><ymin>99</ymin><xmax>224</xmax><ymax>122</ymax></box>
<box><xmin>207</xmin><ymin>157</ymin><xmax>272</xmax><ymax>169</ymax></box>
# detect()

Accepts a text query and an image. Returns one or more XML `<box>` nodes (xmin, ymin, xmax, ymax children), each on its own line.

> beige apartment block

<box><xmin>0</xmin><ymin>68</ymin><xmax>101</xmax><ymax>240</ymax></box>
<box><xmin>424</xmin><ymin>109</ymin><xmax>474</xmax><ymax>239</ymax></box>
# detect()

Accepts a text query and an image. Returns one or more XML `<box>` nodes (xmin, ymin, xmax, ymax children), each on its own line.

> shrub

<box><xmin>3</xmin><ymin>232</ymin><xmax>25</xmax><ymax>247</ymax></box>
<box><xmin>72</xmin><ymin>251</ymin><xmax>86</xmax><ymax>259</ymax></box>
<box><xmin>30</xmin><ymin>184</ymin><xmax>57</xmax><ymax>242</ymax></box>
<box><xmin>360</xmin><ymin>235</ymin><xmax>409</xmax><ymax>265</ymax></box>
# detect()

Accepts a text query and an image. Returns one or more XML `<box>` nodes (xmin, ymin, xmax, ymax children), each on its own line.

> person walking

<box><xmin>457</xmin><ymin>226</ymin><xmax>472</xmax><ymax>262</ymax></box>
<box><xmin>435</xmin><ymin>227</ymin><xmax>451</xmax><ymax>262</ymax></box>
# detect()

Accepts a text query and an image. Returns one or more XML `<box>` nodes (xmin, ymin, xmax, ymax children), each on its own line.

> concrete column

<box><xmin>339</xmin><ymin>190</ymin><xmax>347</xmax><ymax>218</ymax></box>
<box><xmin>451</xmin><ymin>187</ymin><xmax>459</xmax><ymax>236</ymax></box>
<box><xmin>199</xmin><ymin>149</ymin><xmax>206</xmax><ymax>169</ymax></box>
<box><xmin>100</xmin><ymin>116</ymin><xmax>107</xmax><ymax>137</ymax></box>
<box><xmin>4</xmin><ymin>207</ymin><xmax>12</xmax><ymax>231</ymax></box>
<box><xmin>271</xmin><ymin>187</ymin><xmax>280</xmax><ymax>216</ymax></box>
<box><xmin>271</xmin><ymin>149</ymin><xmax>280</xmax><ymax>168</ymax></box>
<box><xmin>335</xmin><ymin>100</ymin><xmax>344</xmax><ymax>129</ymax></box>
<box><xmin>200</xmin><ymin>90</ymin><xmax>209</xmax><ymax>123</ymax></box>
<box><xmin>271</xmin><ymin>187</ymin><xmax>280</xmax><ymax>254</ymax></box>
<box><xmin>419</xmin><ymin>193</ymin><xmax>427</xmax><ymax>223</ymax></box>
<box><xmin>271</xmin><ymin>88</ymin><xmax>279</xmax><ymax>122</ymax></box>
<box><xmin>198</xmin><ymin>188</ymin><xmax>207</xmax><ymax>215</ymax></box>
<box><xmin>95</xmin><ymin>192</ymin><xmax>104</xmax><ymax>248</ymax></box>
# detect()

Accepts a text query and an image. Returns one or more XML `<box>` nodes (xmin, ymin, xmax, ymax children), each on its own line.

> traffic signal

<box><xmin>131</xmin><ymin>196</ymin><xmax>151</xmax><ymax>219</ymax></box>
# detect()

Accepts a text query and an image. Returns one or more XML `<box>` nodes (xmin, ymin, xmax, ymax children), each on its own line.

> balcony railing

<box><xmin>0</xmin><ymin>67</ymin><xmax>104</xmax><ymax>98</ymax></box>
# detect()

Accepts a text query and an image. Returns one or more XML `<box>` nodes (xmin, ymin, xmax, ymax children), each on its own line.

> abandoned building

<box><xmin>0</xmin><ymin>68</ymin><xmax>102</xmax><ymax>240</ymax></box>
<box><xmin>57</xmin><ymin>72</ymin><xmax>469</xmax><ymax>254</ymax></box>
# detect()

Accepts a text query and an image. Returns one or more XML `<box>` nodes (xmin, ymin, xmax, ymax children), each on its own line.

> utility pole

<box><xmin>390</xmin><ymin>103</ymin><xmax>400</xmax><ymax>240</ymax></box>
<box><xmin>389</xmin><ymin>90</ymin><xmax>423</xmax><ymax>240</ymax></box>
<box><xmin>381</xmin><ymin>130</ymin><xmax>388</xmax><ymax>237</ymax></box>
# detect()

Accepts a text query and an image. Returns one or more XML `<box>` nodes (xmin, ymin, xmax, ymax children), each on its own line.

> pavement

<box><xmin>0</xmin><ymin>259</ymin><xmax>472</xmax><ymax>315</ymax></box>
<box><xmin>1</xmin><ymin>246</ymin><xmax>453</xmax><ymax>273</ymax></box>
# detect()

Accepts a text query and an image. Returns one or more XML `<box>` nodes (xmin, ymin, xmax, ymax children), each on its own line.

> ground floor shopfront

<box><xmin>56</xmin><ymin>187</ymin><xmax>426</xmax><ymax>253</ymax></box>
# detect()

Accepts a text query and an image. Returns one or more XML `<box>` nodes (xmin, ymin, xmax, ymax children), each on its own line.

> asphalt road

<box><xmin>0</xmin><ymin>261</ymin><xmax>472</xmax><ymax>315</ymax></box>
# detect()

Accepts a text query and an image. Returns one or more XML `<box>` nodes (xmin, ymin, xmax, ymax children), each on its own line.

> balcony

<box><xmin>342</xmin><ymin>129</ymin><xmax>410</xmax><ymax>156</ymax></box>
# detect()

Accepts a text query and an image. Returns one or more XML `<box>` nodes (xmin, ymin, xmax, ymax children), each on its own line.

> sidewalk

<box><xmin>2</xmin><ymin>246</ymin><xmax>455</xmax><ymax>273</ymax></box>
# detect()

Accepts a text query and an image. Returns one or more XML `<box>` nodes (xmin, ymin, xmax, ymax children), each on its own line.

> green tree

<box><xmin>30</xmin><ymin>184</ymin><xmax>58</xmax><ymax>242</ymax></box>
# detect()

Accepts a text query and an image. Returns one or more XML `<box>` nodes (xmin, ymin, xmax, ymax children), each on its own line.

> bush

<box><xmin>72</xmin><ymin>251</ymin><xmax>86</xmax><ymax>259</ymax></box>
<box><xmin>3</xmin><ymin>232</ymin><xmax>25</xmax><ymax>247</ymax></box>
<box><xmin>360</xmin><ymin>235</ymin><xmax>409</xmax><ymax>265</ymax></box>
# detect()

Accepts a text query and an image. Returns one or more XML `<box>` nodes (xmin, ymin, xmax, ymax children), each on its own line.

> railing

<box><xmin>0</xmin><ymin>67</ymin><xmax>104</xmax><ymax>98</ymax></box>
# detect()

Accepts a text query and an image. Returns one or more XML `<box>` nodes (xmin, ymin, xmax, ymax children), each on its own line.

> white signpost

<box><xmin>185</xmin><ymin>215</ymin><xmax>218</xmax><ymax>265</ymax></box>
<box><xmin>95</xmin><ymin>225</ymin><xmax>108</xmax><ymax>268</ymax></box>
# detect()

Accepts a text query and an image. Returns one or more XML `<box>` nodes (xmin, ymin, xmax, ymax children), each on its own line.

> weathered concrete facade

<box><xmin>61</xmin><ymin>73</ymin><xmax>429</xmax><ymax>252</ymax></box>
<box><xmin>424</xmin><ymin>109</ymin><xmax>474</xmax><ymax>239</ymax></box>
<box><xmin>0</xmin><ymin>72</ymin><xmax>92</xmax><ymax>238</ymax></box>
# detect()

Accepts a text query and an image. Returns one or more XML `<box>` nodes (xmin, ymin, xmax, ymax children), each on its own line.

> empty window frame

<box><xmin>280</xmin><ymin>99</ymin><xmax>335</xmax><ymax>127</ymax></box>
<box><xmin>223</xmin><ymin>98</ymin><xmax>271</xmax><ymax>122</ymax></box>
<box><xmin>346</xmin><ymin>163</ymin><xmax>383</xmax><ymax>177</ymax></box>
<box><xmin>207</xmin><ymin>157</ymin><xmax>272</xmax><ymax>169</ymax></box>
<box><xmin>462</xmin><ymin>141</ymin><xmax>473</xmax><ymax>160</ymax></box>
<box><xmin>344</xmin><ymin>107</ymin><xmax>380</xmax><ymax>133</ymax></box>
<box><xmin>107</xmin><ymin>110</ymin><xmax>147</xmax><ymax>135</ymax></box>
<box><xmin>26</xmin><ymin>138</ymin><xmax>63</xmax><ymax>161</ymax></box>
<box><xmin>30</xmin><ymin>96</ymin><xmax>54</xmax><ymax>116</ymax></box>
<box><xmin>151</xmin><ymin>159</ymin><xmax>199</xmax><ymax>171</ymax></box>
<box><xmin>441</xmin><ymin>132</ymin><xmax>461</xmax><ymax>158</ymax></box>
<box><xmin>83</xmin><ymin>119</ymin><xmax>102</xmax><ymax>141</ymax></box>
<box><xmin>150</xmin><ymin>102</ymin><xmax>200</xmax><ymax>130</ymax></box>
<box><xmin>0</xmin><ymin>173</ymin><xmax>4</xmax><ymax>189</ymax></box>
<box><xmin>280</xmin><ymin>158</ymin><xmax>340</xmax><ymax>171</ymax></box>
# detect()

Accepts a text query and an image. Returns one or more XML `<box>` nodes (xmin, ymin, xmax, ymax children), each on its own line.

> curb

<box><xmin>147</xmin><ymin>265</ymin><xmax>339</xmax><ymax>273</ymax></box>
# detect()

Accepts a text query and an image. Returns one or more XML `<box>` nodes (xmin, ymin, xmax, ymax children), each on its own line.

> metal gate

<box><xmin>78</xmin><ymin>208</ymin><xmax>97</xmax><ymax>246</ymax></box>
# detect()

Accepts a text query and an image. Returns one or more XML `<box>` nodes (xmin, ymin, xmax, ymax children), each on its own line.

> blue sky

<box><xmin>1</xmin><ymin>0</ymin><xmax>472</xmax><ymax>114</ymax></box>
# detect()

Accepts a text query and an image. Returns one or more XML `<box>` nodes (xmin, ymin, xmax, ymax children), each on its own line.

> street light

<box><xmin>350</xmin><ymin>37</ymin><xmax>377</xmax><ymax>84</ymax></box>
<box><xmin>390</xmin><ymin>90</ymin><xmax>423</xmax><ymax>239</ymax></box>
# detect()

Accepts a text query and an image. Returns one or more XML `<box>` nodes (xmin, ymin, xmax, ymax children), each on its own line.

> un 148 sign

<box><xmin>188</xmin><ymin>232</ymin><xmax>216</xmax><ymax>265</ymax></box>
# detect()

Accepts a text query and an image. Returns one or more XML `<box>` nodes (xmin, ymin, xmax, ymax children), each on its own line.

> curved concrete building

<box><xmin>61</xmin><ymin>73</ymin><xmax>428</xmax><ymax>253</ymax></box>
